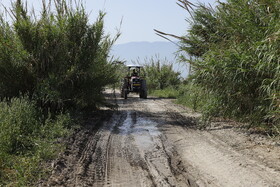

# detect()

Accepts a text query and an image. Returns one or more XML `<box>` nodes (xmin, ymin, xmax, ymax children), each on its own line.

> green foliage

<box><xmin>150</xmin><ymin>79</ymin><xmax>216</xmax><ymax>114</ymax></box>
<box><xmin>0</xmin><ymin>97</ymin><xmax>71</xmax><ymax>186</ymax></box>
<box><xmin>0</xmin><ymin>15</ymin><xmax>33</xmax><ymax>99</ymax></box>
<box><xmin>151</xmin><ymin>88</ymin><xmax>180</xmax><ymax>99</ymax></box>
<box><xmin>143</xmin><ymin>57</ymin><xmax>181</xmax><ymax>91</ymax></box>
<box><xmin>179</xmin><ymin>0</ymin><xmax>280</xmax><ymax>128</ymax></box>
<box><xmin>0</xmin><ymin>0</ymin><xmax>118</xmax><ymax>185</ymax></box>
<box><xmin>176</xmin><ymin>82</ymin><xmax>207</xmax><ymax>111</ymax></box>
<box><xmin>0</xmin><ymin>0</ymin><xmax>118</xmax><ymax>112</ymax></box>
<box><xmin>0</xmin><ymin>97</ymin><xmax>39</xmax><ymax>154</ymax></box>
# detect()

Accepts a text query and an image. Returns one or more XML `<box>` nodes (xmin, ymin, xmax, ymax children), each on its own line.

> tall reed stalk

<box><xmin>158</xmin><ymin>0</ymin><xmax>279</xmax><ymax>129</ymax></box>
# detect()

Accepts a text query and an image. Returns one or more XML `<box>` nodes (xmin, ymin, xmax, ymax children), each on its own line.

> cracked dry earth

<box><xmin>40</xmin><ymin>91</ymin><xmax>280</xmax><ymax>187</ymax></box>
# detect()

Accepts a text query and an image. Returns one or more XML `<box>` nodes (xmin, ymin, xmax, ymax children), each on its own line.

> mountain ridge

<box><xmin>111</xmin><ymin>41</ymin><xmax>179</xmax><ymax>61</ymax></box>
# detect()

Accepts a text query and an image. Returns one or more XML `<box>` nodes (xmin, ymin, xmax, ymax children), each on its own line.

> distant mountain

<box><xmin>111</xmin><ymin>41</ymin><xmax>179</xmax><ymax>62</ymax></box>
<box><xmin>110</xmin><ymin>41</ymin><xmax>189</xmax><ymax>77</ymax></box>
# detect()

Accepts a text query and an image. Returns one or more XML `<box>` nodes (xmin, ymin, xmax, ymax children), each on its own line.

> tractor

<box><xmin>121</xmin><ymin>65</ymin><xmax>147</xmax><ymax>99</ymax></box>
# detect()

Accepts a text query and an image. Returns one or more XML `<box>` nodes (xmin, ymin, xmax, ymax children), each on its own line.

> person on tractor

<box><xmin>121</xmin><ymin>65</ymin><xmax>147</xmax><ymax>99</ymax></box>
<box><xmin>131</xmin><ymin>69</ymin><xmax>138</xmax><ymax>77</ymax></box>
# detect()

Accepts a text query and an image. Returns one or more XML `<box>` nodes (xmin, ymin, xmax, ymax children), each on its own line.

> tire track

<box><xmin>42</xmin><ymin>91</ymin><xmax>280</xmax><ymax>187</ymax></box>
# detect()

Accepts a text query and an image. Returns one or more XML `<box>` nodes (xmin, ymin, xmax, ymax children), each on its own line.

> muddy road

<box><xmin>41</xmin><ymin>91</ymin><xmax>280</xmax><ymax>187</ymax></box>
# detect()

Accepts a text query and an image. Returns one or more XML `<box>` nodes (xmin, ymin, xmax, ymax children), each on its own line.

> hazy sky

<box><xmin>0</xmin><ymin>0</ymin><xmax>219</xmax><ymax>44</ymax></box>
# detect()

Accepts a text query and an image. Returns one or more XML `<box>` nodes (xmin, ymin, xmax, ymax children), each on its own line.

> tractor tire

<box><xmin>142</xmin><ymin>90</ymin><xmax>147</xmax><ymax>99</ymax></box>
<box><xmin>140</xmin><ymin>80</ymin><xmax>147</xmax><ymax>99</ymax></box>
<box><xmin>124</xmin><ymin>90</ymin><xmax>128</xmax><ymax>99</ymax></box>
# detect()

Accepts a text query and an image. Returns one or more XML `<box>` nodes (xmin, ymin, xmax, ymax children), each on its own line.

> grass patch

<box><xmin>150</xmin><ymin>88</ymin><xmax>180</xmax><ymax>99</ymax></box>
<box><xmin>150</xmin><ymin>84</ymin><xmax>211</xmax><ymax>112</ymax></box>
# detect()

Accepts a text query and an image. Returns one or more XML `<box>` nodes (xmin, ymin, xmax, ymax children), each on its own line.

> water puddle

<box><xmin>118</xmin><ymin>112</ymin><xmax>133</xmax><ymax>135</ymax></box>
<box><xmin>133</xmin><ymin>117</ymin><xmax>160</xmax><ymax>137</ymax></box>
<box><xmin>117</xmin><ymin>112</ymin><xmax>161</xmax><ymax>150</ymax></box>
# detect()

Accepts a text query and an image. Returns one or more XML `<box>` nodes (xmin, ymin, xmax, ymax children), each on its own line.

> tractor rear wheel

<box><xmin>124</xmin><ymin>90</ymin><xmax>128</xmax><ymax>99</ymax></box>
<box><xmin>140</xmin><ymin>80</ymin><xmax>147</xmax><ymax>99</ymax></box>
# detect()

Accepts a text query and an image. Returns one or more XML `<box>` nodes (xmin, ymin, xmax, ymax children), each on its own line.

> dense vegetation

<box><xmin>156</xmin><ymin>0</ymin><xmax>280</xmax><ymax>133</ymax></box>
<box><xmin>141</xmin><ymin>57</ymin><xmax>181</xmax><ymax>98</ymax></box>
<box><xmin>0</xmin><ymin>97</ymin><xmax>71</xmax><ymax>186</ymax></box>
<box><xmin>0</xmin><ymin>0</ymin><xmax>118</xmax><ymax>185</ymax></box>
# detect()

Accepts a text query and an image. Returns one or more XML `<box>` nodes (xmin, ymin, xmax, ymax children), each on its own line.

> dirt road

<box><xmin>41</xmin><ymin>91</ymin><xmax>280</xmax><ymax>187</ymax></box>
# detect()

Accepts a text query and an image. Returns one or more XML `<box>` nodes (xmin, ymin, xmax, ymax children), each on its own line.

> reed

<box><xmin>179</xmin><ymin>0</ymin><xmax>280</xmax><ymax>128</ymax></box>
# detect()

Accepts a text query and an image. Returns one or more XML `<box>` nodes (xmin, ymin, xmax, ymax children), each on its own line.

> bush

<box><xmin>143</xmin><ymin>57</ymin><xmax>181</xmax><ymax>91</ymax></box>
<box><xmin>0</xmin><ymin>15</ymin><xmax>34</xmax><ymax>100</ymax></box>
<box><xmin>0</xmin><ymin>0</ymin><xmax>119</xmax><ymax>185</ymax></box>
<box><xmin>0</xmin><ymin>97</ymin><xmax>40</xmax><ymax>154</ymax></box>
<box><xmin>0</xmin><ymin>0</ymin><xmax>119</xmax><ymax>113</ymax></box>
<box><xmin>173</xmin><ymin>0</ymin><xmax>280</xmax><ymax>128</ymax></box>
<box><xmin>0</xmin><ymin>97</ymin><xmax>71</xmax><ymax>186</ymax></box>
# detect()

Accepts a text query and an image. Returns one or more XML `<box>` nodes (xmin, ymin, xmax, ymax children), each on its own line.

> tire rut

<box><xmin>41</xmin><ymin>91</ymin><xmax>280</xmax><ymax>187</ymax></box>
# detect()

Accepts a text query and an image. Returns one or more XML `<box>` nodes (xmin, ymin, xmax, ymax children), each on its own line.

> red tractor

<box><xmin>121</xmin><ymin>65</ymin><xmax>147</xmax><ymax>99</ymax></box>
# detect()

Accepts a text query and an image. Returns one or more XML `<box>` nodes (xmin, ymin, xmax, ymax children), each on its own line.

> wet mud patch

<box><xmin>132</xmin><ymin>117</ymin><xmax>160</xmax><ymax>150</ymax></box>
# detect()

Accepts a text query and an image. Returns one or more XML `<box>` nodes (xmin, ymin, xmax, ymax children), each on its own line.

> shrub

<box><xmin>0</xmin><ymin>97</ymin><xmax>40</xmax><ymax>154</ymax></box>
<box><xmin>0</xmin><ymin>0</ymin><xmax>119</xmax><ymax>113</ymax></box>
<box><xmin>143</xmin><ymin>57</ymin><xmax>181</xmax><ymax>91</ymax></box>
<box><xmin>0</xmin><ymin>97</ymin><xmax>71</xmax><ymax>186</ymax></box>
<box><xmin>0</xmin><ymin>0</ymin><xmax>118</xmax><ymax>185</ymax></box>
<box><xmin>159</xmin><ymin>0</ymin><xmax>280</xmax><ymax>129</ymax></box>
